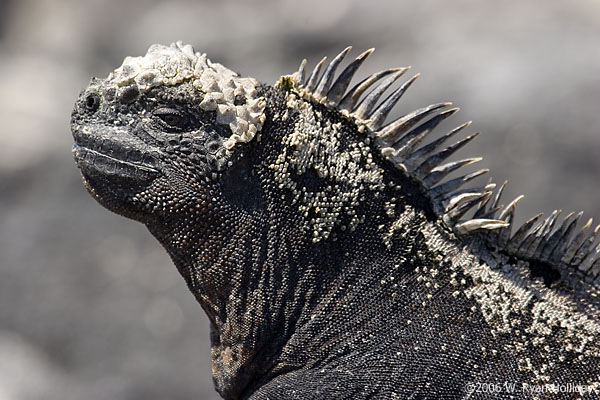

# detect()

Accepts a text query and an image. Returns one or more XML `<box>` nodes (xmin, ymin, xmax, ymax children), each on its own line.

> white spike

<box><xmin>443</xmin><ymin>191</ymin><xmax>492</xmax><ymax>225</ymax></box>
<box><xmin>455</xmin><ymin>219</ymin><xmax>510</xmax><ymax>235</ymax></box>
<box><xmin>498</xmin><ymin>195</ymin><xmax>524</xmax><ymax>221</ymax></box>
<box><xmin>445</xmin><ymin>192</ymin><xmax>489</xmax><ymax>213</ymax></box>
<box><xmin>437</xmin><ymin>184</ymin><xmax>496</xmax><ymax>210</ymax></box>
<box><xmin>296</xmin><ymin>59</ymin><xmax>307</xmax><ymax>85</ymax></box>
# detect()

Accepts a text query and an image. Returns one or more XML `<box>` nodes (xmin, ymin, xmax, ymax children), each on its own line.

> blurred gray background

<box><xmin>0</xmin><ymin>0</ymin><xmax>599</xmax><ymax>399</ymax></box>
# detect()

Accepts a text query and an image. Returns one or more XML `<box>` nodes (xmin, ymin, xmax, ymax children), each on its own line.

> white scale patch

<box><xmin>381</xmin><ymin>202</ymin><xmax>417</xmax><ymax>249</ymax></box>
<box><xmin>413</xmin><ymin>217</ymin><xmax>600</xmax><ymax>384</ymax></box>
<box><xmin>380</xmin><ymin>205</ymin><xmax>600</xmax><ymax>384</ymax></box>
<box><xmin>269</xmin><ymin>92</ymin><xmax>384</xmax><ymax>242</ymax></box>
<box><xmin>107</xmin><ymin>41</ymin><xmax>266</xmax><ymax>149</ymax></box>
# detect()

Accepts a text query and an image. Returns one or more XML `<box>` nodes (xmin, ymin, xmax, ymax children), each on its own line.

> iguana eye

<box><xmin>160</xmin><ymin>113</ymin><xmax>182</xmax><ymax>126</ymax></box>
<box><xmin>153</xmin><ymin>107</ymin><xmax>188</xmax><ymax>130</ymax></box>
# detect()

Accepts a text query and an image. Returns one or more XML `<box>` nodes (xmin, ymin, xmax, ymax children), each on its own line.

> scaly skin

<box><xmin>72</xmin><ymin>43</ymin><xmax>600</xmax><ymax>399</ymax></box>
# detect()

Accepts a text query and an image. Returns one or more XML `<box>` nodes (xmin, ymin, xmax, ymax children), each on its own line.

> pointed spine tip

<box><xmin>297</xmin><ymin>59</ymin><xmax>307</xmax><ymax>85</ymax></box>
<box><xmin>360</xmin><ymin>48</ymin><xmax>375</xmax><ymax>59</ymax></box>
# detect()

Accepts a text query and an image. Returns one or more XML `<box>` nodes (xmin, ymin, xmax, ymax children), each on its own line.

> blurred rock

<box><xmin>0</xmin><ymin>1</ymin><xmax>598</xmax><ymax>399</ymax></box>
<box><xmin>0</xmin><ymin>330</ymin><xmax>74</xmax><ymax>400</ymax></box>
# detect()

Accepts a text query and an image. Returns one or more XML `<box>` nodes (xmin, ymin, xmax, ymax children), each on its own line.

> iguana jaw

<box><xmin>72</xmin><ymin>126</ymin><xmax>161</xmax><ymax>181</ymax></box>
<box><xmin>71</xmin><ymin>119</ymin><xmax>163</xmax><ymax>213</ymax></box>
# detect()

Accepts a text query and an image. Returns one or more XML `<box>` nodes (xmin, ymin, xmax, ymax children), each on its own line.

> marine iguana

<box><xmin>71</xmin><ymin>42</ymin><xmax>600</xmax><ymax>399</ymax></box>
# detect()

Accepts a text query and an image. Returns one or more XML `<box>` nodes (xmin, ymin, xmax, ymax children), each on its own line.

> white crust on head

<box><xmin>108</xmin><ymin>41</ymin><xmax>266</xmax><ymax>149</ymax></box>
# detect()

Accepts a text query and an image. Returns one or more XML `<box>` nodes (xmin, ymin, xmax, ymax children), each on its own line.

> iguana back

<box><xmin>71</xmin><ymin>42</ymin><xmax>600</xmax><ymax>399</ymax></box>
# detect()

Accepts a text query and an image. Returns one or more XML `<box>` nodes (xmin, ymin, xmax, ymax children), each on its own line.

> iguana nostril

<box><xmin>85</xmin><ymin>93</ymin><xmax>100</xmax><ymax>112</ymax></box>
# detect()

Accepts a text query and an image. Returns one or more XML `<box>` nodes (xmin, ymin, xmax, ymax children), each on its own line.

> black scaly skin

<box><xmin>72</xmin><ymin>51</ymin><xmax>600</xmax><ymax>399</ymax></box>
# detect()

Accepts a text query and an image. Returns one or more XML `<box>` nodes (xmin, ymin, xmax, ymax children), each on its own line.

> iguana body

<box><xmin>71</xmin><ymin>42</ymin><xmax>600</xmax><ymax>399</ymax></box>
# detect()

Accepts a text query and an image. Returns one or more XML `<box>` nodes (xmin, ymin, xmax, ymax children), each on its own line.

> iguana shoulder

<box><xmin>71</xmin><ymin>42</ymin><xmax>600</xmax><ymax>399</ymax></box>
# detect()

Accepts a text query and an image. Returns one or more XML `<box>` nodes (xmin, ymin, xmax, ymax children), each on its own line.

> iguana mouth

<box><xmin>73</xmin><ymin>144</ymin><xmax>160</xmax><ymax>176</ymax></box>
<box><xmin>72</xmin><ymin>128</ymin><xmax>160</xmax><ymax>180</ymax></box>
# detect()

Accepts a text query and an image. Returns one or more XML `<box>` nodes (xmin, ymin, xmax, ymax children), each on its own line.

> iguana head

<box><xmin>71</xmin><ymin>42</ymin><xmax>266</xmax><ymax>222</ymax></box>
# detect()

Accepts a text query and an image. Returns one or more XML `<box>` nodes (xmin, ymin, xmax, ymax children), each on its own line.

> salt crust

<box><xmin>108</xmin><ymin>41</ymin><xmax>266</xmax><ymax>149</ymax></box>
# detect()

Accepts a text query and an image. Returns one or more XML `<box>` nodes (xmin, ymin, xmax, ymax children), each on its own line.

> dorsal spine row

<box><xmin>290</xmin><ymin>46</ymin><xmax>600</xmax><ymax>288</ymax></box>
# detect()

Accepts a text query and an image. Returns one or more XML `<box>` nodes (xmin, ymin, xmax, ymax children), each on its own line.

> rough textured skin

<box><xmin>71</xmin><ymin>42</ymin><xmax>600</xmax><ymax>399</ymax></box>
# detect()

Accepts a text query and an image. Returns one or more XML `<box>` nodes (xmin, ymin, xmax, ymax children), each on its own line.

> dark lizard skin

<box><xmin>71</xmin><ymin>42</ymin><xmax>600</xmax><ymax>399</ymax></box>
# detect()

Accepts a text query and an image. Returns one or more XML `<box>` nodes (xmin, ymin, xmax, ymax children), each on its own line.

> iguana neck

<box><xmin>141</xmin><ymin>171</ymin><xmax>322</xmax><ymax>398</ymax></box>
<box><xmin>145</xmin><ymin>201</ymin><xmax>257</xmax><ymax>396</ymax></box>
<box><xmin>142</xmin><ymin>167</ymin><xmax>410</xmax><ymax>399</ymax></box>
